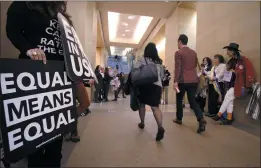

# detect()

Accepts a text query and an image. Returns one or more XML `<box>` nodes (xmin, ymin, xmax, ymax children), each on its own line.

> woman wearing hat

<box><xmin>223</xmin><ymin>43</ymin><xmax>255</xmax><ymax>98</ymax></box>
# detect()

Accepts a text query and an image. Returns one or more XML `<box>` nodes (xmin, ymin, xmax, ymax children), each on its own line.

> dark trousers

<box><xmin>119</xmin><ymin>84</ymin><xmax>125</xmax><ymax>97</ymax></box>
<box><xmin>208</xmin><ymin>84</ymin><xmax>219</xmax><ymax>115</ymax></box>
<box><xmin>94</xmin><ymin>83</ymin><xmax>102</xmax><ymax>101</ymax></box>
<box><xmin>28</xmin><ymin>137</ymin><xmax>63</xmax><ymax>167</ymax></box>
<box><xmin>219</xmin><ymin>82</ymin><xmax>225</xmax><ymax>100</ymax></box>
<box><xmin>176</xmin><ymin>83</ymin><xmax>203</xmax><ymax>121</ymax></box>
<box><xmin>103</xmin><ymin>83</ymin><xmax>110</xmax><ymax>100</ymax></box>
<box><xmin>114</xmin><ymin>88</ymin><xmax>120</xmax><ymax>100</ymax></box>
<box><xmin>71</xmin><ymin>116</ymin><xmax>78</xmax><ymax>135</ymax></box>
<box><xmin>196</xmin><ymin>96</ymin><xmax>206</xmax><ymax>112</ymax></box>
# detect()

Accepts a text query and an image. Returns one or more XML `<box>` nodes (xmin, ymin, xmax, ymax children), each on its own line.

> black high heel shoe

<box><xmin>138</xmin><ymin>123</ymin><xmax>145</xmax><ymax>129</ymax></box>
<box><xmin>156</xmin><ymin>127</ymin><xmax>165</xmax><ymax>141</ymax></box>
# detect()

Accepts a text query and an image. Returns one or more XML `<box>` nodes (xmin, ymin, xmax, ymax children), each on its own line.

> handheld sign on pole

<box><xmin>0</xmin><ymin>59</ymin><xmax>77</xmax><ymax>163</ymax></box>
<box><xmin>57</xmin><ymin>13</ymin><xmax>98</xmax><ymax>83</ymax></box>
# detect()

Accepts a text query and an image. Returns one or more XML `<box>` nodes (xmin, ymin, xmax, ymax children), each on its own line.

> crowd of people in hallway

<box><xmin>1</xmin><ymin>1</ymin><xmax>257</xmax><ymax>168</ymax></box>
<box><xmin>93</xmin><ymin>65</ymin><xmax>126</xmax><ymax>103</ymax></box>
<box><xmin>125</xmin><ymin>34</ymin><xmax>256</xmax><ymax>142</ymax></box>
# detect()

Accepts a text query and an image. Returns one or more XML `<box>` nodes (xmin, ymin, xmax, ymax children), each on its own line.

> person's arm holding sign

<box><xmin>6</xmin><ymin>2</ymin><xmax>46</xmax><ymax>64</ymax></box>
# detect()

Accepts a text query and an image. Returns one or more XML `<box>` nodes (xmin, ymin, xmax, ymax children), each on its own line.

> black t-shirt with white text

<box><xmin>6</xmin><ymin>2</ymin><xmax>64</xmax><ymax>61</ymax></box>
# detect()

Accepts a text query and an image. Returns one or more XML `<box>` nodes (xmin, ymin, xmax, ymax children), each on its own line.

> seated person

<box><xmin>212</xmin><ymin>58</ymin><xmax>236</xmax><ymax>125</ymax></box>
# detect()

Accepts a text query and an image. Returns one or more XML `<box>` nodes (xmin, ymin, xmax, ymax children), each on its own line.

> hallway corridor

<box><xmin>62</xmin><ymin>96</ymin><xmax>260</xmax><ymax>167</ymax></box>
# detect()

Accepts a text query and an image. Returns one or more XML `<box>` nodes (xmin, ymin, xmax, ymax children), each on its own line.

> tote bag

<box><xmin>131</xmin><ymin>58</ymin><xmax>158</xmax><ymax>86</ymax></box>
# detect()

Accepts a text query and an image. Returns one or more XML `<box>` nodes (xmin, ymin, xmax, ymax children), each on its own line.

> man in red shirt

<box><xmin>173</xmin><ymin>34</ymin><xmax>207</xmax><ymax>133</ymax></box>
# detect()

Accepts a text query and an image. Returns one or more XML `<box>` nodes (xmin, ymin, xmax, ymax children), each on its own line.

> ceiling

<box><xmin>96</xmin><ymin>1</ymin><xmax>178</xmax><ymax>56</ymax></box>
<box><xmin>110</xmin><ymin>46</ymin><xmax>132</xmax><ymax>56</ymax></box>
<box><xmin>108</xmin><ymin>12</ymin><xmax>153</xmax><ymax>45</ymax></box>
<box><xmin>96</xmin><ymin>1</ymin><xmax>196</xmax><ymax>56</ymax></box>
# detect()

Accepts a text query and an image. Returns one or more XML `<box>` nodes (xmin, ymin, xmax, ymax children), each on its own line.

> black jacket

<box><xmin>6</xmin><ymin>2</ymin><xmax>64</xmax><ymax>61</ymax></box>
<box><xmin>103</xmin><ymin>72</ymin><xmax>113</xmax><ymax>83</ymax></box>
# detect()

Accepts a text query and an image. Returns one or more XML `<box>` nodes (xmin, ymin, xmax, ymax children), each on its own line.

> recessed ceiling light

<box><xmin>121</xmin><ymin>34</ymin><xmax>126</xmax><ymax>36</ymax></box>
<box><xmin>122</xmin><ymin>22</ymin><xmax>128</xmax><ymax>26</ymax></box>
<box><xmin>125</xmin><ymin>30</ymin><xmax>130</xmax><ymax>32</ymax></box>
<box><xmin>128</xmin><ymin>16</ymin><xmax>135</xmax><ymax>20</ymax></box>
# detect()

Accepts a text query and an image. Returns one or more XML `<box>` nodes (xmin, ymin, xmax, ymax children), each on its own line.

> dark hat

<box><xmin>223</xmin><ymin>43</ymin><xmax>241</xmax><ymax>52</ymax></box>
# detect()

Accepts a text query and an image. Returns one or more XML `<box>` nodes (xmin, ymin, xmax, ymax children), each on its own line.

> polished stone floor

<box><xmin>10</xmin><ymin>95</ymin><xmax>260</xmax><ymax>167</ymax></box>
<box><xmin>62</xmin><ymin>95</ymin><xmax>260</xmax><ymax>167</ymax></box>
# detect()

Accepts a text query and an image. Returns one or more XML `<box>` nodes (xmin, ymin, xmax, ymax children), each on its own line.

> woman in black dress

<box><xmin>135</xmin><ymin>43</ymin><xmax>165</xmax><ymax>141</ymax></box>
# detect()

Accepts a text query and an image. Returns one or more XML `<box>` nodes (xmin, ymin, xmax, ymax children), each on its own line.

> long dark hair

<box><xmin>144</xmin><ymin>43</ymin><xmax>162</xmax><ymax>64</ymax></box>
<box><xmin>26</xmin><ymin>1</ymin><xmax>73</xmax><ymax>26</ymax></box>
<box><xmin>228</xmin><ymin>48</ymin><xmax>241</xmax><ymax>59</ymax></box>
<box><xmin>203</xmin><ymin>57</ymin><xmax>212</xmax><ymax>67</ymax></box>
<box><xmin>94</xmin><ymin>65</ymin><xmax>100</xmax><ymax>74</ymax></box>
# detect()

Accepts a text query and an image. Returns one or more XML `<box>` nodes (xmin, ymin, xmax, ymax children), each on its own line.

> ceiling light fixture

<box><xmin>122</xmin><ymin>22</ymin><xmax>128</xmax><ymax>26</ymax></box>
<box><xmin>125</xmin><ymin>30</ymin><xmax>131</xmax><ymax>32</ymax></box>
<box><xmin>133</xmin><ymin>16</ymin><xmax>153</xmax><ymax>44</ymax></box>
<box><xmin>121</xmin><ymin>34</ymin><xmax>126</xmax><ymax>36</ymax></box>
<box><xmin>110</xmin><ymin>46</ymin><xmax>116</xmax><ymax>55</ymax></box>
<box><xmin>108</xmin><ymin>12</ymin><xmax>120</xmax><ymax>42</ymax></box>
<box><xmin>122</xmin><ymin>48</ymin><xmax>132</xmax><ymax>56</ymax></box>
<box><xmin>128</xmin><ymin>16</ymin><xmax>135</xmax><ymax>20</ymax></box>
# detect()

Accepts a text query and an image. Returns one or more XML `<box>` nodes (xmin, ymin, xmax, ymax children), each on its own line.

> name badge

<box><xmin>223</xmin><ymin>71</ymin><xmax>232</xmax><ymax>82</ymax></box>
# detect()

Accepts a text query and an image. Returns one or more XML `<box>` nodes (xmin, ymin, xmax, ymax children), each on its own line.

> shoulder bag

<box><xmin>131</xmin><ymin>58</ymin><xmax>158</xmax><ymax>86</ymax></box>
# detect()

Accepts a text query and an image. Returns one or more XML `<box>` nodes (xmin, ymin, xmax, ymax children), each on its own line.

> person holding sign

<box><xmin>6</xmin><ymin>1</ymin><xmax>90</xmax><ymax>167</ymax></box>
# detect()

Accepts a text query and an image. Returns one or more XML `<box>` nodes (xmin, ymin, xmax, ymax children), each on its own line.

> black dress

<box><xmin>138</xmin><ymin>84</ymin><xmax>162</xmax><ymax>107</ymax></box>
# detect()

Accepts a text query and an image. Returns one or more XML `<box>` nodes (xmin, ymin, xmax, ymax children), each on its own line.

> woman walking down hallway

<box><xmin>6</xmin><ymin>1</ymin><xmax>90</xmax><ymax>167</ymax></box>
<box><xmin>134</xmin><ymin>43</ymin><xmax>165</xmax><ymax>141</ymax></box>
<box><xmin>205</xmin><ymin>54</ymin><xmax>226</xmax><ymax>117</ymax></box>
<box><xmin>93</xmin><ymin>65</ymin><xmax>103</xmax><ymax>103</ymax></box>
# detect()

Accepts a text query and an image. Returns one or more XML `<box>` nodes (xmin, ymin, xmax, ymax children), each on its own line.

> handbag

<box><xmin>197</xmin><ymin>58</ymin><xmax>207</xmax><ymax>89</ymax></box>
<box><xmin>130</xmin><ymin>88</ymin><xmax>140</xmax><ymax>111</ymax></box>
<box><xmin>131</xmin><ymin>58</ymin><xmax>158</xmax><ymax>86</ymax></box>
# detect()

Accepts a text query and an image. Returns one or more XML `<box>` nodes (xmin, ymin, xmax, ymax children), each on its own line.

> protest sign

<box><xmin>57</xmin><ymin>13</ymin><xmax>98</xmax><ymax>83</ymax></box>
<box><xmin>0</xmin><ymin>59</ymin><xmax>77</xmax><ymax>163</ymax></box>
